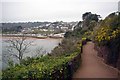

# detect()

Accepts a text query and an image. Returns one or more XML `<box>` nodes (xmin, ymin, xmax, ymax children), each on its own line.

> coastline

<box><xmin>0</xmin><ymin>36</ymin><xmax>63</xmax><ymax>40</ymax></box>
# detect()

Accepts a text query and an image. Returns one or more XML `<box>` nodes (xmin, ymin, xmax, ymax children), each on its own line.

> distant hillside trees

<box><xmin>2</xmin><ymin>26</ymin><xmax>22</xmax><ymax>33</ymax></box>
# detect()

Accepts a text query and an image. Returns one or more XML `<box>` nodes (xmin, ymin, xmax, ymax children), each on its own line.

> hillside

<box><xmin>65</xmin><ymin>11</ymin><xmax>120</xmax><ymax>71</ymax></box>
<box><xmin>2</xmin><ymin>21</ymin><xmax>77</xmax><ymax>34</ymax></box>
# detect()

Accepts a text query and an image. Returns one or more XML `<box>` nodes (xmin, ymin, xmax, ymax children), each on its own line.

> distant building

<box><xmin>39</xmin><ymin>29</ymin><xmax>48</xmax><ymax>31</ymax></box>
<box><xmin>22</xmin><ymin>28</ymin><xmax>32</xmax><ymax>33</ymax></box>
<box><xmin>61</xmin><ymin>27</ymin><xmax>68</xmax><ymax>29</ymax></box>
<box><xmin>61</xmin><ymin>27</ymin><xmax>69</xmax><ymax>32</ymax></box>
<box><xmin>53</xmin><ymin>33</ymin><xmax>65</xmax><ymax>38</ymax></box>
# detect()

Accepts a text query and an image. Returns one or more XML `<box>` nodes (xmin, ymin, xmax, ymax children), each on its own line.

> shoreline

<box><xmin>0</xmin><ymin>36</ymin><xmax>63</xmax><ymax>40</ymax></box>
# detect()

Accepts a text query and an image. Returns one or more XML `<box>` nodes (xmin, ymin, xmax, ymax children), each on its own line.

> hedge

<box><xmin>2</xmin><ymin>51</ymin><xmax>81</xmax><ymax>80</ymax></box>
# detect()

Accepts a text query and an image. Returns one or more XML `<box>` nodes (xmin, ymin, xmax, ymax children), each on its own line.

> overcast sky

<box><xmin>0</xmin><ymin>0</ymin><xmax>119</xmax><ymax>22</ymax></box>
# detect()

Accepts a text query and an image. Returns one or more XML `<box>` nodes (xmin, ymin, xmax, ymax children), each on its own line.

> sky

<box><xmin>0</xmin><ymin>0</ymin><xmax>120</xmax><ymax>23</ymax></box>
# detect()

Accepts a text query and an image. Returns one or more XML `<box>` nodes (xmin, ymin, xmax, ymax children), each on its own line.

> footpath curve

<box><xmin>73</xmin><ymin>42</ymin><xmax>119</xmax><ymax>78</ymax></box>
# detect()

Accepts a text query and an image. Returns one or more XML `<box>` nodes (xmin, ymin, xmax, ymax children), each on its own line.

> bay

<box><xmin>1</xmin><ymin>37</ymin><xmax>62</xmax><ymax>70</ymax></box>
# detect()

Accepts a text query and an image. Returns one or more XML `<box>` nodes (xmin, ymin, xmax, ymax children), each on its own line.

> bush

<box><xmin>93</xmin><ymin>12</ymin><xmax>120</xmax><ymax>68</ymax></box>
<box><xmin>51</xmin><ymin>38</ymin><xmax>81</xmax><ymax>56</ymax></box>
<box><xmin>2</xmin><ymin>51</ymin><xmax>81</xmax><ymax>79</ymax></box>
<box><xmin>94</xmin><ymin>13</ymin><xmax>120</xmax><ymax>46</ymax></box>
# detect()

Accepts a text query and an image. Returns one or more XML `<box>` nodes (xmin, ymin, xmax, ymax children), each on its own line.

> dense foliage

<box><xmin>2</xmin><ymin>51</ymin><xmax>81</xmax><ymax>79</ymax></box>
<box><xmin>2</xmin><ymin>26</ymin><xmax>22</xmax><ymax>34</ymax></box>
<box><xmin>93</xmin><ymin>12</ymin><xmax>120</xmax><ymax>67</ymax></box>
<box><xmin>64</xmin><ymin>12</ymin><xmax>100</xmax><ymax>39</ymax></box>
<box><xmin>51</xmin><ymin>38</ymin><xmax>81</xmax><ymax>56</ymax></box>
<box><xmin>94</xmin><ymin>12</ymin><xmax>120</xmax><ymax>46</ymax></box>
<box><xmin>82</xmin><ymin>12</ymin><xmax>100</xmax><ymax>31</ymax></box>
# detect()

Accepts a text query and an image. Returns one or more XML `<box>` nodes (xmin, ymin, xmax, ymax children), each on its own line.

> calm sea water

<box><xmin>1</xmin><ymin>37</ymin><xmax>62</xmax><ymax>70</ymax></box>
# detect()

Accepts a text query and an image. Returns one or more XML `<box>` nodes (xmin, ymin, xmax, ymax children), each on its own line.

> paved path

<box><xmin>73</xmin><ymin>42</ymin><xmax>119</xmax><ymax>78</ymax></box>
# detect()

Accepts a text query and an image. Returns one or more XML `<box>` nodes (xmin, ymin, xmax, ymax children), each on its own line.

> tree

<box><xmin>5</xmin><ymin>34</ymin><xmax>33</xmax><ymax>64</ymax></box>
<box><xmin>82</xmin><ymin>12</ymin><xmax>100</xmax><ymax>30</ymax></box>
<box><xmin>64</xmin><ymin>31</ymin><xmax>72</xmax><ymax>38</ymax></box>
<box><xmin>82</xmin><ymin>12</ymin><xmax>91</xmax><ymax>20</ymax></box>
<box><xmin>82</xmin><ymin>12</ymin><xmax>100</xmax><ymax>22</ymax></box>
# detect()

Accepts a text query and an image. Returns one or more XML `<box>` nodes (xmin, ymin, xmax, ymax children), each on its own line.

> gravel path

<box><xmin>73</xmin><ymin>42</ymin><xmax>119</xmax><ymax>78</ymax></box>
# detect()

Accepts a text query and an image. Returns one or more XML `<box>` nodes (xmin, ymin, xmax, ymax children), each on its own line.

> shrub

<box><xmin>94</xmin><ymin>13</ymin><xmax>120</xmax><ymax>46</ymax></box>
<box><xmin>51</xmin><ymin>38</ymin><xmax>81</xmax><ymax>56</ymax></box>
<box><xmin>2</xmin><ymin>51</ymin><xmax>81</xmax><ymax>79</ymax></box>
